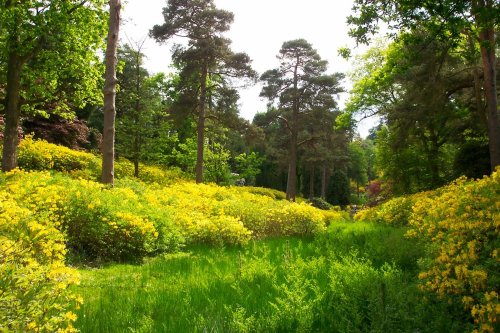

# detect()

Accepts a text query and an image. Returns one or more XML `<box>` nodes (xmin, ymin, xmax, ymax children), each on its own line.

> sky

<box><xmin>121</xmin><ymin>0</ymin><xmax>376</xmax><ymax>137</ymax></box>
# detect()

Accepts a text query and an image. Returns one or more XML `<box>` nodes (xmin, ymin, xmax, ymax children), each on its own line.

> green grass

<box><xmin>73</xmin><ymin>222</ymin><xmax>465</xmax><ymax>333</ymax></box>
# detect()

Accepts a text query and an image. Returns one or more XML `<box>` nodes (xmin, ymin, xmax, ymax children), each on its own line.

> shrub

<box><xmin>407</xmin><ymin>170</ymin><xmax>500</xmax><ymax>332</ymax></box>
<box><xmin>0</xmin><ymin>191</ymin><xmax>81</xmax><ymax>332</ymax></box>
<box><xmin>1</xmin><ymin>171</ymin><xmax>159</xmax><ymax>263</ymax></box>
<box><xmin>308</xmin><ymin>197</ymin><xmax>333</xmax><ymax>210</ymax></box>
<box><xmin>265</xmin><ymin>203</ymin><xmax>326</xmax><ymax>236</ymax></box>
<box><xmin>242</xmin><ymin>186</ymin><xmax>287</xmax><ymax>200</ymax></box>
<box><xmin>16</xmin><ymin>137</ymin><xmax>187</xmax><ymax>185</ymax></box>
<box><xmin>18</xmin><ymin>135</ymin><xmax>97</xmax><ymax>172</ymax></box>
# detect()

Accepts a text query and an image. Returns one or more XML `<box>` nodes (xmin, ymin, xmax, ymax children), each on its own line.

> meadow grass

<box><xmin>73</xmin><ymin>222</ymin><xmax>465</xmax><ymax>333</ymax></box>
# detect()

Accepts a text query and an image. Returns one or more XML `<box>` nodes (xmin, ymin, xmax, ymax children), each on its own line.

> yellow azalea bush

<box><xmin>354</xmin><ymin>191</ymin><xmax>431</xmax><ymax>226</ymax></box>
<box><xmin>2</xmin><ymin>171</ymin><xmax>159</xmax><ymax>262</ymax></box>
<box><xmin>18</xmin><ymin>135</ymin><xmax>98</xmax><ymax>172</ymax></box>
<box><xmin>153</xmin><ymin>182</ymin><xmax>332</xmax><ymax>240</ymax></box>
<box><xmin>265</xmin><ymin>202</ymin><xmax>327</xmax><ymax>236</ymax></box>
<box><xmin>355</xmin><ymin>170</ymin><xmax>499</xmax><ymax>332</ymax></box>
<box><xmin>407</xmin><ymin>170</ymin><xmax>499</xmax><ymax>333</ymax></box>
<box><xmin>16</xmin><ymin>137</ymin><xmax>187</xmax><ymax>185</ymax></box>
<box><xmin>0</xmin><ymin>191</ymin><xmax>81</xmax><ymax>332</ymax></box>
<box><xmin>241</xmin><ymin>186</ymin><xmax>287</xmax><ymax>200</ymax></box>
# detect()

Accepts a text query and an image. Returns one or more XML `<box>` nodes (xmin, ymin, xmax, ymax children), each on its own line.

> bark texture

<box><xmin>101</xmin><ymin>0</ymin><xmax>121</xmax><ymax>184</ymax></box>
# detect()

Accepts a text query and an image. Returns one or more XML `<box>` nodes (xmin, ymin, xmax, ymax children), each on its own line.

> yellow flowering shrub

<box><xmin>322</xmin><ymin>209</ymin><xmax>351</xmax><ymax>225</ymax></box>
<box><xmin>152</xmin><ymin>182</ymin><xmax>331</xmax><ymax>240</ymax></box>
<box><xmin>354</xmin><ymin>191</ymin><xmax>432</xmax><ymax>226</ymax></box>
<box><xmin>407</xmin><ymin>170</ymin><xmax>500</xmax><ymax>332</ymax></box>
<box><xmin>241</xmin><ymin>186</ymin><xmax>287</xmax><ymax>200</ymax></box>
<box><xmin>18</xmin><ymin>136</ymin><xmax>98</xmax><ymax>173</ymax></box>
<box><xmin>1</xmin><ymin>171</ymin><xmax>159</xmax><ymax>262</ymax></box>
<box><xmin>354</xmin><ymin>206</ymin><xmax>379</xmax><ymax>222</ymax></box>
<box><xmin>0</xmin><ymin>191</ymin><xmax>81</xmax><ymax>332</ymax></box>
<box><xmin>265</xmin><ymin>202</ymin><xmax>327</xmax><ymax>236</ymax></box>
<box><xmin>376</xmin><ymin>196</ymin><xmax>415</xmax><ymax>226</ymax></box>
<box><xmin>16</xmin><ymin>137</ymin><xmax>187</xmax><ymax>185</ymax></box>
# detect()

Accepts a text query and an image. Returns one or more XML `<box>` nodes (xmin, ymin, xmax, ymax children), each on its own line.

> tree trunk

<box><xmin>286</xmin><ymin>55</ymin><xmax>300</xmax><ymax>201</ymax></box>
<box><xmin>474</xmin><ymin>0</ymin><xmax>500</xmax><ymax>170</ymax></box>
<box><xmin>133</xmin><ymin>49</ymin><xmax>141</xmax><ymax>179</ymax></box>
<box><xmin>2</xmin><ymin>52</ymin><xmax>23</xmax><ymax>172</ymax></box>
<box><xmin>101</xmin><ymin>0</ymin><xmax>121</xmax><ymax>184</ymax></box>
<box><xmin>286</xmin><ymin>130</ymin><xmax>298</xmax><ymax>201</ymax></box>
<box><xmin>321</xmin><ymin>165</ymin><xmax>327</xmax><ymax>199</ymax></box>
<box><xmin>478</xmin><ymin>29</ymin><xmax>500</xmax><ymax>170</ymax></box>
<box><xmin>309</xmin><ymin>166</ymin><xmax>315</xmax><ymax>199</ymax></box>
<box><xmin>195</xmin><ymin>64</ymin><xmax>208</xmax><ymax>184</ymax></box>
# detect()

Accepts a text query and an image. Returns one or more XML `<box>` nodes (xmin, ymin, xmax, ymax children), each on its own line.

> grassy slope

<box><xmin>74</xmin><ymin>222</ymin><xmax>463</xmax><ymax>333</ymax></box>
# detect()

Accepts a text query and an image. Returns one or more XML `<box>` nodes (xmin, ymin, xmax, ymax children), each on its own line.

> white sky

<box><xmin>121</xmin><ymin>0</ymin><xmax>377</xmax><ymax>137</ymax></box>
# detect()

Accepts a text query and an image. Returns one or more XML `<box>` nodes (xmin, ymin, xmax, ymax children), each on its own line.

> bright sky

<box><xmin>121</xmin><ymin>0</ymin><xmax>376</xmax><ymax>137</ymax></box>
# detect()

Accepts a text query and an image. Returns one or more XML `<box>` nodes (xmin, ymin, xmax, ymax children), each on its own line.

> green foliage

<box><xmin>115</xmin><ymin>45</ymin><xmax>174</xmax><ymax>175</ymax></box>
<box><xmin>234</xmin><ymin>152</ymin><xmax>263</xmax><ymax>186</ymax></box>
<box><xmin>308</xmin><ymin>197</ymin><xmax>334</xmax><ymax>210</ymax></box>
<box><xmin>355</xmin><ymin>170</ymin><xmax>500</xmax><ymax>332</ymax></box>
<box><xmin>204</xmin><ymin>142</ymin><xmax>232</xmax><ymax>185</ymax></box>
<box><xmin>0</xmin><ymin>0</ymin><xmax>107</xmax><ymax>114</ymax></box>
<box><xmin>328</xmin><ymin>169</ymin><xmax>350</xmax><ymax>206</ymax></box>
<box><xmin>73</xmin><ymin>223</ymin><xmax>461</xmax><ymax>332</ymax></box>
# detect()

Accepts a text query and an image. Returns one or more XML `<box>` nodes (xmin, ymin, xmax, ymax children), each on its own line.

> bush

<box><xmin>242</xmin><ymin>186</ymin><xmax>287</xmax><ymax>200</ymax></box>
<box><xmin>1</xmin><ymin>171</ymin><xmax>159</xmax><ymax>263</ymax></box>
<box><xmin>308</xmin><ymin>197</ymin><xmax>333</xmax><ymax>210</ymax></box>
<box><xmin>356</xmin><ymin>170</ymin><xmax>500</xmax><ymax>332</ymax></box>
<box><xmin>265</xmin><ymin>202</ymin><xmax>326</xmax><ymax>236</ymax></box>
<box><xmin>16</xmin><ymin>137</ymin><xmax>187</xmax><ymax>185</ymax></box>
<box><xmin>0</xmin><ymin>191</ymin><xmax>81</xmax><ymax>332</ymax></box>
<box><xmin>407</xmin><ymin>170</ymin><xmax>500</xmax><ymax>332</ymax></box>
<box><xmin>18</xmin><ymin>135</ymin><xmax>97</xmax><ymax>172</ymax></box>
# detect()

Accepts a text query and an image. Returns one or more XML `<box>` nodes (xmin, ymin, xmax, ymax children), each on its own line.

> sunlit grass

<box><xmin>73</xmin><ymin>222</ymin><xmax>461</xmax><ymax>333</ymax></box>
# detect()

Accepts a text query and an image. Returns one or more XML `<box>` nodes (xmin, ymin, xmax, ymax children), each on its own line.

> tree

<box><xmin>347</xmin><ymin>30</ymin><xmax>490</xmax><ymax>192</ymax></box>
<box><xmin>0</xmin><ymin>0</ymin><xmax>107</xmax><ymax>171</ymax></box>
<box><xmin>115</xmin><ymin>44</ymin><xmax>171</xmax><ymax>177</ymax></box>
<box><xmin>347</xmin><ymin>140</ymin><xmax>368</xmax><ymax>198</ymax></box>
<box><xmin>260</xmin><ymin>39</ymin><xmax>344</xmax><ymax>200</ymax></box>
<box><xmin>151</xmin><ymin>0</ymin><xmax>256</xmax><ymax>183</ymax></box>
<box><xmin>348</xmin><ymin>0</ymin><xmax>500</xmax><ymax>170</ymax></box>
<box><xmin>101</xmin><ymin>0</ymin><xmax>121</xmax><ymax>184</ymax></box>
<box><xmin>234</xmin><ymin>152</ymin><xmax>264</xmax><ymax>186</ymax></box>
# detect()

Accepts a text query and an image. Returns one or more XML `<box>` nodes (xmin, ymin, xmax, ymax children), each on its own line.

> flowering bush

<box><xmin>2</xmin><ymin>171</ymin><xmax>159</xmax><ymax>262</ymax></box>
<box><xmin>407</xmin><ymin>170</ymin><xmax>499</xmax><ymax>332</ymax></box>
<box><xmin>356</xmin><ymin>170</ymin><xmax>500</xmax><ymax>332</ymax></box>
<box><xmin>0</xmin><ymin>191</ymin><xmax>81</xmax><ymax>332</ymax></box>
<box><xmin>18</xmin><ymin>135</ymin><xmax>98</xmax><ymax>172</ymax></box>
<box><xmin>16</xmin><ymin>137</ymin><xmax>187</xmax><ymax>185</ymax></box>
<box><xmin>265</xmin><ymin>202</ymin><xmax>327</xmax><ymax>236</ymax></box>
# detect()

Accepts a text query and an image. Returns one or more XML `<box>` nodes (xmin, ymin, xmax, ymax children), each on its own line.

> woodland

<box><xmin>0</xmin><ymin>0</ymin><xmax>499</xmax><ymax>332</ymax></box>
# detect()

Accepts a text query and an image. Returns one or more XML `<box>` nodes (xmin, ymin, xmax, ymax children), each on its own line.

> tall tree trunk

<box><xmin>286</xmin><ymin>56</ymin><xmax>300</xmax><ymax>201</ymax></box>
<box><xmin>133</xmin><ymin>49</ymin><xmax>141</xmax><ymax>179</ymax></box>
<box><xmin>321</xmin><ymin>165</ymin><xmax>327</xmax><ymax>199</ymax></box>
<box><xmin>101</xmin><ymin>0</ymin><xmax>121</xmax><ymax>184</ymax></box>
<box><xmin>478</xmin><ymin>29</ymin><xmax>500</xmax><ymax>170</ymax></box>
<box><xmin>286</xmin><ymin>130</ymin><xmax>298</xmax><ymax>201</ymax></box>
<box><xmin>309</xmin><ymin>166</ymin><xmax>315</xmax><ymax>199</ymax></box>
<box><xmin>466</xmin><ymin>33</ymin><xmax>488</xmax><ymax>128</ymax></box>
<box><xmin>474</xmin><ymin>0</ymin><xmax>500</xmax><ymax>170</ymax></box>
<box><xmin>195</xmin><ymin>64</ymin><xmax>208</xmax><ymax>184</ymax></box>
<box><xmin>2</xmin><ymin>52</ymin><xmax>23</xmax><ymax>172</ymax></box>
